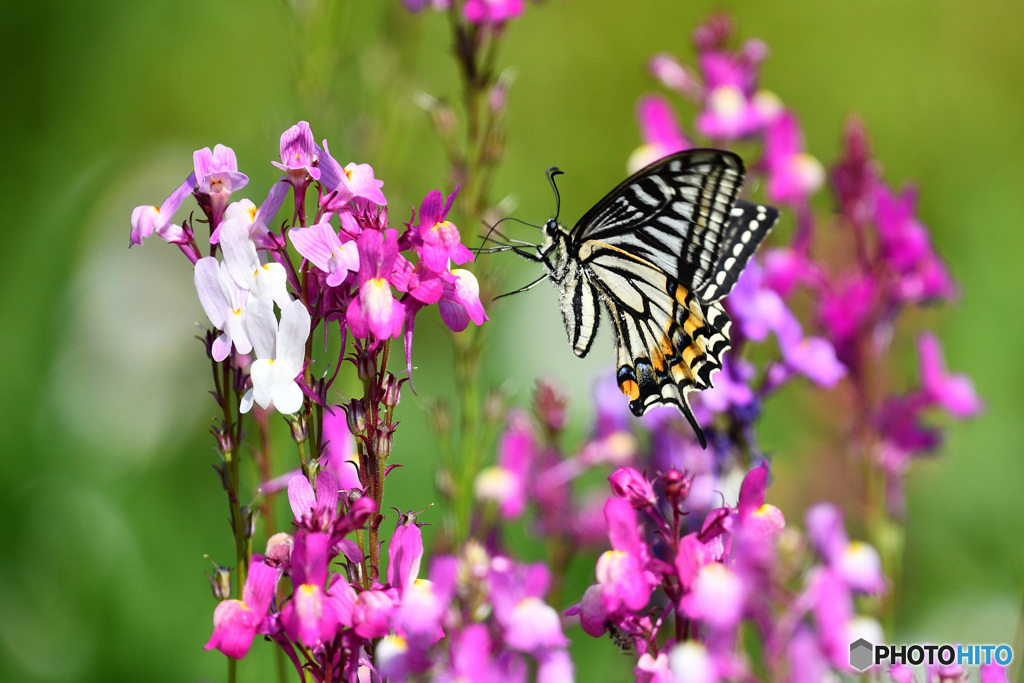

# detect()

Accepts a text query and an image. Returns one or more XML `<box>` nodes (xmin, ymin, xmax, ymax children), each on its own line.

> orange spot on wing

<box><xmin>619</xmin><ymin>379</ymin><xmax>640</xmax><ymax>401</ymax></box>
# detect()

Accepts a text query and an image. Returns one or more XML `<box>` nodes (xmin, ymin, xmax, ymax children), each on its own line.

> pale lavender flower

<box><xmin>129</xmin><ymin>176</ymin><xmax>194</xmax><ymax>247</ymax></box>
<box><xmin>273</xmin><ymin>121</ymin><xmax>320</xmax><ymax>186</ymax></box>
<box><xmin>290</xmin><ymin>221</ymin><xmax>361</xmax><ymax>288</ymax></box>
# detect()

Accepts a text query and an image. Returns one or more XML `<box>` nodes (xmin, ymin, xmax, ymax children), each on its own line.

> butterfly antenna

<box><xmin>475</xmin><ymin>215</ymin><xmax>543</xmax><ymax>259</ymax></box>
<box><xmin>546</xmin><ymin>167</ymin><xmax>565</xmax><ymax>222</ymax></box>
<box><xmin>494</xmin><ymin>274</ymin><xmax>548</xmax><ymax>300</ymax></box>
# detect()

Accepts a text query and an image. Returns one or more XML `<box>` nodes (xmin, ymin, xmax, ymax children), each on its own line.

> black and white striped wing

<box><xmin>698</xmin><ymin>199</ymin><xmax>779</xmax><ymax>302</ymax></box>
<box><xmin>579</xmin><ymin>242</ymin><xmax>731</xmax><ymax>448</ymax></box>
<box><xmin>570</xmin><ymin>149</ymin><xmax>748</xmax><ymax>297</ymax></box>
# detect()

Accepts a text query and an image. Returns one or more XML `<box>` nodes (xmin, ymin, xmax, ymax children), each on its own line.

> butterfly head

<box><xmin>539</xmin><ymin>217</ymin><xmax>572</xmax><ymax>280</ymax></box>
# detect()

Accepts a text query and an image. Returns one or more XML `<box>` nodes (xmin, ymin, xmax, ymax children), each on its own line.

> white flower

<box><xmin>220</xmin><ymin>214</ymin><xmax>291</xmax><ymax>308</ymax></box>
<box><xmin>240</xmin><ymin>299</ymin><xmax>311</xmax><ymax>415</ymax></box>
<box><xmin>194</xmin><ymin>256</ymin><xmax>252</xmax><ymax>362</ymax></box>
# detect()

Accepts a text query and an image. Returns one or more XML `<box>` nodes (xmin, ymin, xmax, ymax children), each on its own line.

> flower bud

<box><xmin>287</xmin><ymin>413</ymin><xmax>308</xmax><ymax>443</ymax></box>
<box><xmin>212</xmin><ymin>422</ymin><xmax>234</xmax><ymax>454</ymax></box>
<box><xmin>265</xmin><ymin>532</ymin><xmax>294</xmax><ymax>566</ymax></box>
<box><xmin>206</xmin><ymin>561</ymin><xmax>232</xmax><ymax>601</ymax></box>
<box><xmin>382</xmin><ymin>373</ymin><xmax>401</xmax><ymax>408</ymax></box>
<box><xmin>346</xmin><ymin>399</ymin><xmax>367</xmax><ymax>436</ymax></box>
<box><xmin>663</xmin><ymin>468</ymin><xmax>693</xmax><ymax>505</ymax></box>
<box><xmin>609</xmin><ymin>467</ymin><xmax>657</xmax><ymax>509</ymax></box>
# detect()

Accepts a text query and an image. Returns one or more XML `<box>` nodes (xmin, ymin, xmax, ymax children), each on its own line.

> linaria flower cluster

<box><xmin>126</xmin><ymin>5</ymin><xmax>997</xmax><ymax>683</ymax></box>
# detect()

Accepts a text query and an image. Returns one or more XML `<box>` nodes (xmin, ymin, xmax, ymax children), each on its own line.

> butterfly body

<box><xmin>532</xmin><ymin>149</ymin><xmax>779</xmax><ymax>448</ymax></box>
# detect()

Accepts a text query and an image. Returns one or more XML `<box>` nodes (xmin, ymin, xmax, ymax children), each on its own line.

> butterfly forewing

<box><xmin>698</xmin><ymin>199</ymin><xmax>780</xmax><ymax>302</ymax></box>
<box><xmin>571</xmin><ymin>150</ymin><xmax>746</xmax><ymax>296</ymax></box>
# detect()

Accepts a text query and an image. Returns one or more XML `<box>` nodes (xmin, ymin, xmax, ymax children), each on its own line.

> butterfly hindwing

<box><xmin>581</xmin><ymin>244</ymin><xmax>731</xmax><ymax>448</ymax></box>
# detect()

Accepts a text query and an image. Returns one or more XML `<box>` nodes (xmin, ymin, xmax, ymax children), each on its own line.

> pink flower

<box><xmin>918</xmin><ymin>332</ymin><xmax>982</xmax><ymax>418</ymax></box>
<box><xmin>280</xmin><ymin>531</ymin><xmax>338</xmax><ymax>647</ymax></box>
<box><xmin>628</xmin><ymin>95</ymin><xmax>691</xmax><ymax>173</ymax></box>
<box><xmin>205</xmin><ymin>555</ymin><xmax>279</xmax><ymax>658</ymax></box>
<box><xmin>438</xmin><ymin>269</ymin><xmax>488</xmax><ymax>332</ymax></box>
<box><xmin>463</xmin><ymin>0</ymin><xmax>524</xmax><ymax>25</ymax></box>
<box><xmin>346</xmin><ymin>229</ymin><xmax>405</xmax><ymax>340</ymax></box>
<box><xmin>287</xmin><ymin>471</ymin><xmax>340</xmax><ymax>532</ymax></box>
<box><xmin>412</xmin><ymin>188</ymin><xmax>473</xmax><ymax>272</ymax></box>
<box><xmin>595</xmin><ymin>498</ymin><xmax>657</xmax><ymax>613</ymax></box>
<box><xmin>318</xmin><ymin>140</ymin><xmax>387</xmax><ymax>213</ymax></box>
<box><xmin>763</xmin><ymin>111</ymin><xmax>825</xmax><ymax>205</ymax></box>
<box><xmin>608</xmin><ymin>467</ymin><xmax>657</xmax><ymax>509</ymax></box>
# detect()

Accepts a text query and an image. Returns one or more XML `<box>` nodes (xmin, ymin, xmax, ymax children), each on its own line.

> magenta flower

<box><xmin>727</xmin><ymin>260</ymin><xmax>789</xmax><ymax>342</ymax></box>
<box><xmin>129</xmin><ymin>176</ymin><xmax>194</xmax><ymax>247</ymax></box>
<box><xmin>918</xmin><ymin>332</ymin><xmax>982</xmax><ymax>418</ymax></box>
<box><xmin>608</xmin><ymin>467</ymin><xmax>657</xmax><ymax>509</ymax></box>
<box><xmin>194</xmin><ymin>144</ymin><xmax>249</xmax><ymax>226</ymax></box>
<box><xmin>681</xmin><ymin>563</ymin><xmax>746</xmax><ymax>631</ymax></box>
<box><xmin>412</xmin><ymin>188</ymin><xmax>474</xmax><ymax>272</ymax></box>
<box><xmin>387</xmin><ymin>523</ymin><xmax>424</xmax><ymax>596</ymax></box>
<box><xmin>628</xmin><ymin>95</ymin><xmax>691</xmax><ymax>173</ymax></box>
<box><xmin>281</xmin><ymin>531</ymin><xmax>338</xmax><ymax>647</ymax></box>
<box><xmin>693</xmin><ymin>31</ymin><xmax>777</xmax><ymax>140</ymax></box>
<box><xmin>595</xmin><ymin>497</ymin><xmax>657</xmax><ymax>613</ymax></box>
<box><xmin>346</xmin><ymin>228</ymin><xmax>405</xmax><ymax>340</ymax></box>
<box><xmin>489</xmin><ymin>560</ymin><xmax>569</xmax><ymax>654</ymax></box>
<box><xmin>698</xmin><ymin>356</ymin><xmax>756</xmax><ymax>415</ymax></box>
<box><xmin>290</xmin><ymin>221</ymin><xmax>360</xmax><ymax>287</ymax></box>
<box><xmin>763</xmin><ymin>111</ymin><xmax>825</xmax><ymax>205</ymax></box>
<box><xmin>635</xmin><ymin>651</ymin><xmax>673</xmax><ymax>683</ymax></box>
<box><xmin>321</xmin><ymin>408</ymin><xmax>362</xmax><ymax>490</ymax></box>
<box><xmin>272</xmin><ymin>121</ymin><xmax>320</xmax><ymax>186</ymax></box>
<box><xmin>351</xmin><ymin>588</ymin><xmax>397</xmax><ymax>639</ymax></box>
<box><xmin>874</xmin><ymin>183</ymin><xmax>958</xmax><ymax>303</ymax></box>
<box><xmin>463</xmin><ymin>0</ymin><xmax>524</xmax><ymax>25</ymax></box>
<box><xmin>205</xmin><ymin>554</ymin><xmax>279</xmax><ymax>658</ymax></box>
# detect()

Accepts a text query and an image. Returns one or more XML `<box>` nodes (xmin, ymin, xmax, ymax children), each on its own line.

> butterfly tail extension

<box><xmin>698</xmin><ymin>199</ymin><xmax>780</xmax><ymax>303</ymax></box>
<box><xmin>609</xmin><ymin>280</ymin><xmax>731</xmax><ymax>449</ymax></box>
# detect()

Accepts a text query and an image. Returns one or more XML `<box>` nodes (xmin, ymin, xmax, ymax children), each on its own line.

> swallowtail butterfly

<box><xmin>507</xmin><ymin>149</ymin><xmax>778</xmax><ymax>448</ymax></box>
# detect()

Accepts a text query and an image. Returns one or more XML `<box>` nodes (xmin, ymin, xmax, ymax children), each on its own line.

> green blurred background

<box><xmin>2</xmin><ymin>1</ymin><xmax>1022</xmax><ymax>681</ymax></box>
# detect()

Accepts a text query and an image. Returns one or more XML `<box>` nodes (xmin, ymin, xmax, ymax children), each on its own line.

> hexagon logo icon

<box><xmin>849</xmin><ymin>638</ymin><xmax>873</xmax><ymax>671</ymax></box>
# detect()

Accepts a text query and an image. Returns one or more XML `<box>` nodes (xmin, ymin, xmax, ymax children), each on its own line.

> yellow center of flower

<box><xmin>344</xmin><ymin>167</ymin><xmax>354</xmax><ymax>181</ymax></box>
